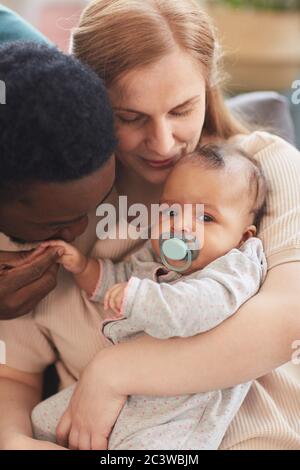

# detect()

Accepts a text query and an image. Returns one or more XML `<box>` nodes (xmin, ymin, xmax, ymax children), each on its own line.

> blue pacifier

<box><xmin>159</xmin><ymin>232</ymin><xmax>200</xmax><ymax>273</ymax></box>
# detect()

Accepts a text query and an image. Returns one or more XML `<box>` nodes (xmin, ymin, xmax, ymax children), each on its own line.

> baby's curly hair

<box><xmin>178</xmin><ymin>142</ymin><xmax>269</xmax><ymax>233</ymax></box>
<box><xmin>0</xmin><ymin>41</ymin><xmax>117</xmax><ymax>197</ymax></box>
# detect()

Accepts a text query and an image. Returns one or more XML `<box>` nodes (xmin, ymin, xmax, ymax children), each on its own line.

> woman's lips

<box><xmin>143</xmin><ymin>158</ymin><xmax>176</xmax><ymax>169</ymax></box>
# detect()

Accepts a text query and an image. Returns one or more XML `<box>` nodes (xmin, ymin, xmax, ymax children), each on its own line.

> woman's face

<box><xmin>109</xmin><ymin>49</ymin><xmax>207</xmax><ymax>186</ymax></box>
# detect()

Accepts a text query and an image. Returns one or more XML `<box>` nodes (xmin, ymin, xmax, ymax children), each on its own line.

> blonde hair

<box><xmin>71</xmin><ymin>0</ymin><xmax>249</xmax><ymax>139</ymax></box>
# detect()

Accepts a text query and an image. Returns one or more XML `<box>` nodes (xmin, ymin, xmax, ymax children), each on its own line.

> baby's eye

<box><xmin>198</xmin><ymin>214</ymin><xmax>214</xmax><ymax>223</ymax></box>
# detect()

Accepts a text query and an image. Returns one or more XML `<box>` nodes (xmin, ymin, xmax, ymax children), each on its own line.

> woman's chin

<box><xmin>138</xmin><ymin>166</ymin><xmax>173</xmax><ymax>186</ymax></box>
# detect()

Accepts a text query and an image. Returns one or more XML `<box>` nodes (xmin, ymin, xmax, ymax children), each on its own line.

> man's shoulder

<box><xmin>0</xmin><ymin>6</ymin><xmax>49</xmax><ymax>45</ymax></box>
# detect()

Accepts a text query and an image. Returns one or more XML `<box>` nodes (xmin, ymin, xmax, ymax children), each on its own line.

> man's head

<box><xmin>0</xmin><ymin>41</ymin><xmax>117</xmax><ymax>244</ymax></box>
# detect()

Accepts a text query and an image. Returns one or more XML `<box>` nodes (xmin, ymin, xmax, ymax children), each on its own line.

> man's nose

<box><xmin>58</xmin><ymin>216</ymin><xmax>89</xmax><ymax>243</ymax></box>
<box><xmin>146</xmin><ymin>119</ymin><xmax>175</xmax><ymax>157</ymax></box>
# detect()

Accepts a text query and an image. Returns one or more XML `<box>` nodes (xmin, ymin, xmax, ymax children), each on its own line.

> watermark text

<box><xmin>291</xmin><ymin>340</ymin><xmax>300</xmax><ymax>365</ymax></box>
<box><xmin>0</xmin><ymin>80</ymin><xmax>6</xmax><ymax>105</ymax></box>
<box><xmin>291</xmin><ymin>80</ymin><xmax>300</xmax><ymax>105</ymax></box>
<box><xmin>0</xmin><ymin>340</ymin><xmax>6</xmax><ymax>365</ymax></box>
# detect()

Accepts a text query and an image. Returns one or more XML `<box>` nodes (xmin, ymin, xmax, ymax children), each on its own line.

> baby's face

<box><xmin>151</xmin><ymin>161</ymin><xmax>256</xmax><ymax>274</ymax></box>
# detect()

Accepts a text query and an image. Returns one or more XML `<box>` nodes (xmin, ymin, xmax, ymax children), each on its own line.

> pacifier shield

<box><xmin>161</xmin><ymin>238</ymin><xmax>188</xmax><ymax>260</ymax></box>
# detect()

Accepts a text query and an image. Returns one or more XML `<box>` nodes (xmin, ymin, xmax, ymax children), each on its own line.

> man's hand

<box><xmin>0</xmin><ymin>247</ymin><xmax>60</xmax><ymax>320</ymax></box>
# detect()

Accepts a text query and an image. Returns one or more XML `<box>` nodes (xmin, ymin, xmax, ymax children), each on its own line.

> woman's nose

<box><xmin>57</xmin><ymin>216</ymin><xmax>89</xmax><ymax>243</ymax></box>
<box><xmin>146</xmin><ymin>119</ymin><xmax>175</xmax><ymax>157</ymax></box>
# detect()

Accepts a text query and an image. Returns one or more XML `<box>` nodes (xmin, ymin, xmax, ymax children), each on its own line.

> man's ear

<box><xmin>238</xmin><ymin>225</ymin><xmax>257</xmax><ymax>248</ymax></box>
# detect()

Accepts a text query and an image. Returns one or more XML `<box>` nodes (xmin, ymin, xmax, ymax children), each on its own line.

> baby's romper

<box><xmin>32</xmin><ymin>237</ymin><xmax>267</xmax><ymax>450</ymax></box>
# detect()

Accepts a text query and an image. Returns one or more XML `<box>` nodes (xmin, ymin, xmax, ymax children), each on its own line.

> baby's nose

<box><xmin>172</xmin><ymin>217</ymin><xmax>192</xmax><ymax>233</ymax></box>
<box><xmin>176</xmin><ymin>225</ymin><xmax>194</xmax><ymax>239</ymax></box>
<box><xmin>183</xmin><ymin>226</ymin><xmax>193</xmax><ymax>235</ymax></box>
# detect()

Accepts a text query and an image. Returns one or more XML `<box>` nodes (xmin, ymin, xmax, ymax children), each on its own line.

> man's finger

<box><xmin>3</xmin><ymin>248</ymin><xmax>60</xmax><ymax>291</ymax></box>
<box><xmin>1</xmin><ymin>265</ymin><xmax>59</xmax><ymax>319</ymax></box>
<box><xmin>12</xmin><ymin>264</ymin><xmax>59</xmax><ymax>305</ymax></box>
<box><xmin>40</xmin><ymin>240</ymin><xmax>68</xmax><ymax>250</ymax></box>
<box><xmin>0</xmin><ymin>249</ymin><xmax>38</xmax><ymax>268</ymax></box>
<box><xmin>0</xmin><ymin>246</ymin><xmax>48</xmax><ymax>271</ymax></box>
<box><xmin>21</xmin><ymin>246</ymin><xmax>48</xmax><ymax>263</ymax></box>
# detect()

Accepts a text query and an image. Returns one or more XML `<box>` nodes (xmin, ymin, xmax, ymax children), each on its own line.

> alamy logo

<box><xmin>0</xmin><ymin>340</ymin><xmax>6</xmax><ymax>365</ymax></box>
<box><xmin>0</xmin><ymin>80</ymin><xmax>6</xmax><ymax>105</ymax></box>
<box><xmin>95</xmin><ymin>197</ymin><xmax>204</xmax><ymax>245</ymax></box>
<box><xmin>291</xmin><ymin>80</ymin><xmax>300</xmax><ymax>105</ymax></box>
<box><xmin>291</xmin><ymin>340</ymin><xmax>300</xmax><ymax>365</ymax></box>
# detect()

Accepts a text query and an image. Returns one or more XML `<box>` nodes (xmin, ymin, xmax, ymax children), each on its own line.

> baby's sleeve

<box><xmin>90</xmin><ymin>240</ymin><xmax>156</xmax><ymax>302</ymax></box>
<box><xmin>105</xmin><ymin>238</ymin><xmax>267</xmax><ymax>341</ymax></box>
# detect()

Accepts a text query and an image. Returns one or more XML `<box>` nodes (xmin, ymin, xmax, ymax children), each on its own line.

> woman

<box><xmin>1</xmin><ymin>0</ymin><xmax>299</xmax><ymax>450</ymax></box>
<box><xmin>54</xmin><ymin>0</ymin><xmax>300</xmax><ymax>450</ymax></box>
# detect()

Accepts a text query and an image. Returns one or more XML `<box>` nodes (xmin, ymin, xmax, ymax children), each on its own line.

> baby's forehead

<box><xmin>212</xmin><ymin>161</ymin><xmax>252</xmax><ymax>208</ymax></box>
<box><xmin>182</xmin><ymin>156</ymin><xmax>251</xmax><ymax>193</ymax></box>
<box><xmin>221</xmin><ymin>158</ymin><xmax>251</xmax><ymax>191</ymax></box>
<box><xmin>167</xmin><ymin>156</ymin><xmax>253</xmax><ymax>213</ymax></box>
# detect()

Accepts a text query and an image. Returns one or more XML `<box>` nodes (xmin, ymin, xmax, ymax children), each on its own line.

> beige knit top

<box><xmin>0</xmin><ymin>131</ymin><xmax>300</xmax><ymax>450</ymax></box>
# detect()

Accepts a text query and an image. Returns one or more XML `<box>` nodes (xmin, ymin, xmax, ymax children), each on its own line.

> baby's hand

<box><xmin>38</xmin><ymin>240</ymin><xmax>88</xmax><ymax>274</ymax></box>
<box><xmin>103</xmin><ymin>282</ymin><xmax>128</xmax><ymax>318</ymax></box>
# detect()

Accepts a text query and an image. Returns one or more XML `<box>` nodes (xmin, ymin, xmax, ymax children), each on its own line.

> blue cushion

<box><xmin>0</xmin><ymin>4</ymin><xmax>50</xmax><ymax>44</ymax></box>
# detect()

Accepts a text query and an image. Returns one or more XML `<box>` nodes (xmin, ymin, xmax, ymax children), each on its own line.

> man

<box><xmin>0</xmin><ymin>41</ymin><xmax>117</xmax><ymax>320</ymax></box>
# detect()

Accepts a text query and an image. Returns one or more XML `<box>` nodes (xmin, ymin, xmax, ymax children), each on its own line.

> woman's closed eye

<box><xmin>116</xmin><ymin>113</ymin><xmax>142</xmax><ymax>124</ymax></box>
<box><xmin>116</xmin><ymin>108</ymin><xmax>194</xmax><ymax>125</ymax></box>
<box><xmin>170</xmin><ymin>108</ymin><xmax>193</xmax><ymax>118</ymax></box>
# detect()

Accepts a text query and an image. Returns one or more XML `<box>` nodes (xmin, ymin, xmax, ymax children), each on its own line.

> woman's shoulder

<box><xmin>230</xmin><ymin>131</ymin><xmax>298</xmax><ymax>158</ymax></box>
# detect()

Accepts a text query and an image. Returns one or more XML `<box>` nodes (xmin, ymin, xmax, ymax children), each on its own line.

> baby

<box><xmin>32</xmin><ymin>143</ymin><xmax>268</xmax><ymax>450</ymax></box>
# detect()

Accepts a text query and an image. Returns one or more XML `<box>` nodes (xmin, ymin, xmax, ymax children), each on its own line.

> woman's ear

<box><xmin>238</xmin><ymin>225</ymin><xmax>257</xmax><ymax>248</ymax></box>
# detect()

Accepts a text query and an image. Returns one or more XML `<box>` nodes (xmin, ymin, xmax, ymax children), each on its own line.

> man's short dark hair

<box><xmin>0</xmin><ymin>41</ymin><xmax>117</xmax><ymax>194</ymax></box>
